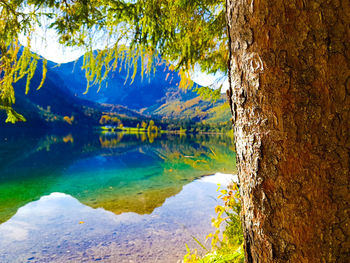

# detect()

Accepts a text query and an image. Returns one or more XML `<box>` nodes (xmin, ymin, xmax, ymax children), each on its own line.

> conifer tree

<box><xmin>0</xmin><ymin>0</ymin><xmax>227</xmax><ymax>122</ymax></box>
<box><xmin>1</xmin><ymin>1</ymin><xmax>349</xmax><ymax>262</ymax></box>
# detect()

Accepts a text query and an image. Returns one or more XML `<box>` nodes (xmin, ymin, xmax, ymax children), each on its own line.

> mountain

<box><xmin>150</xmin><ymin>95</ymin><xmax>231</xmax><ymax>123</ymax></box>
<box><xmin>2</xmin><ymin>59</ymin><xmax>149</xmax><ymax>128</ymax></box>
<box><xmin>51</xmin><ymin>54</ymin><xmax>230</xmax><ymax>123</ymax></box>
<box><xmin>3</xmin><ymin>51</ymin><xmax>230</xmax><ymax>129</ymax></box>
<box><xmin>51</xmin><ymin>55</ymin><xmax>197</xmax><ymax>110</ymax></box>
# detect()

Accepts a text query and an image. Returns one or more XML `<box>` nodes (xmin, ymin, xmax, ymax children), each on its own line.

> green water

<box><xmin>0</xmin><ymin>130</ymin><xmax>236</xmax><ymax>262</ymax></box>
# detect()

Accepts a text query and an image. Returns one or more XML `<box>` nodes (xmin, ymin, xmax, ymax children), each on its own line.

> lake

<box><xmin>0</xmin><ymin>130</ymin><xmax>236</xmax><ymax>262</ymax></box>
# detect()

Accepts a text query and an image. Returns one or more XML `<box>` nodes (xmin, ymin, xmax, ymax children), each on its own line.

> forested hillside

<box><xmin>2</xmin><ymin>52</ymin><xmax>230</xmax><ymax>130</ymax></box>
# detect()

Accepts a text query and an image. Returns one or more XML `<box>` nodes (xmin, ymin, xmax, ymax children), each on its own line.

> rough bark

<box><xmin>226</xmin><ymin>0</ymin><xmax>350</xmax><ymax>262</ymax></box>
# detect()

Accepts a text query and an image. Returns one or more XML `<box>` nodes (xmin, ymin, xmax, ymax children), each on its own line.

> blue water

<box><xmin>0</xmin><ymin>131</ymin><xmax>236</xmax><ymax>262</ymax></box>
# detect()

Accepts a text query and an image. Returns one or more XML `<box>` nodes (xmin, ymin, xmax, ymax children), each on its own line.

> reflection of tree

<box><xmin>0</xmin><ymin>133</ymin><xmax>81</xmax><ymax>224</ymax></box>
<box><xmin>140</xmin><ymin>133</ymin><xmax>147</xmax><ymax>142</ymax></box>
<box><xmin>154</xmin><ymin>135</ymin><xmax>236</xmax><ymax>174</ymax></box>
<box><xmin>35</xmin><ymin>134</ymin><xmax>75</xmax><ymax>152</ymax></box>
<box><xmin>99</xmin><ymin>133</ymin><xmax>124</xmax><ymax>148</ymax></box>
<box><xmin>0</xmin><ymin>133</ymin><xmax>236</xmax><ymax>223</ymax></box>
<box><xmin>63</xmin><ymin>134</ymin><xmax>74</xmax><ymax>144</ymax></box>
<box><xmin>98</xmin><ymin>132</ymin><xmax>161</xmax><ymax>147</ymax></box>
<box><xmin>147</xmin><ymin>130</ymin><xmax>159</xmax><ymax>143</ymax></box>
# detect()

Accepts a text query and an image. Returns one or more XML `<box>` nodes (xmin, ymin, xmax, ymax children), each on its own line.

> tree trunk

<box><xmin>225</xmin><ymin>0</ymin><xmax>350</xmax><ymax>262</ymax></box>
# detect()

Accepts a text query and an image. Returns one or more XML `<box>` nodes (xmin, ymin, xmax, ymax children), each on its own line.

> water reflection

<box><xmin>0</xmin><ymin>130</ymin><xmax>236</xmax><ymax>262</ymax></box>
<box><xmin>0</xmin><ymin>174</ymin><xmax>236</xmax><ymax>263</ymax></box>
<box><xmin>0</xmin><ymin>131</ymin><xmax>236</xmax><ymax>224</ymax></box>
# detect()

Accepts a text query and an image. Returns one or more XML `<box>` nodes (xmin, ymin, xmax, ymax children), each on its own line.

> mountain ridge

<box><xmin>51</xmin><ymin>54</ymin><xmax>230</xmax><ymax>124</ymax></box>
<box><xmin>3</xmin><ymin>51</ymin><xmax>230</xmax><ymax>130</ymax></box>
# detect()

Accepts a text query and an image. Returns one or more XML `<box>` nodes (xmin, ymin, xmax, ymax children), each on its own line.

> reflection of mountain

<box><xmin>0</xmin><ymin>178</ymin><xmax>223</xmax><ymax>263</ymax></box>
<box><xmin>0</xmin><ymin>132</ymin><xmax>236</xmax><ymax>223</ymax></box>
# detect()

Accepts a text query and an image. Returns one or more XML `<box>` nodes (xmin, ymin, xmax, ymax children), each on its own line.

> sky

<box><xmin>20</xmin><ymin>27</ymin><xmax>229</xmax><ymax>91</ymax></box>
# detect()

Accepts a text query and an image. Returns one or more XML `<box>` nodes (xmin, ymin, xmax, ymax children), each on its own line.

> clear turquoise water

<box><xmin>0</xmin><ymin>130</ymin><xmax>236</xmax><ymax>262</ymax></box>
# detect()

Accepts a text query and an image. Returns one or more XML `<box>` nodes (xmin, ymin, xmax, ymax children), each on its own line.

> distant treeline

<box><xmin>100</xmin><ymin>114</ymin><xmax>233</xmax><ymax>134</ymax></box>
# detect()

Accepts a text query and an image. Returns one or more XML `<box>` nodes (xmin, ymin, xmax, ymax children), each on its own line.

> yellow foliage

<box><xmin>63</xmin><ymin>115</ymin><xmax>74</xmax><ymax>125</ymax></box>
<box><xmin>63</xmin><ymin>134</ymin><xmax>74</xmax><ymax>143</ymax></box>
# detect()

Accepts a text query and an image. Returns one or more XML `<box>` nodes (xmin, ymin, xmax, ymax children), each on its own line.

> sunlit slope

<box><xmin>52</xmin><ymin>54</ymin><xmax>230</xmax><ymax>123</ymax></box>
<box><xmin>149</xmin><ymin>95</ymin><xmax>231</xmax><ymax>123</ymax></box>
<box><xmin>2</xmin><ymin>49</ymin><xmax>230</xmax><ymax>127</ymax></box>
<box><xmin>1</xmin><ymin>56</ymin><xmax>149</xmax><ymax>127</ymax></box>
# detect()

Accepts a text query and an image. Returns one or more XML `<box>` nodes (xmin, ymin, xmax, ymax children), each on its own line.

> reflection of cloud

<box><xmin>0</xmin><ymin>192</ymin><xmax>143</xmax><ymax>242</ymax></box>
<box><xmin>0</xmin><ymin>221</ymin><xmax>34</xmax><ymax>241</ymax></box>
<box><xmin>198</xmin><ymin>173</ymin><xmax>238</xmax><ymax>186</ymax></box>
<box><xmin>0</xmin><ymin>180</ymin><xmax>220</xmax><ymax>263</ymax></box>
